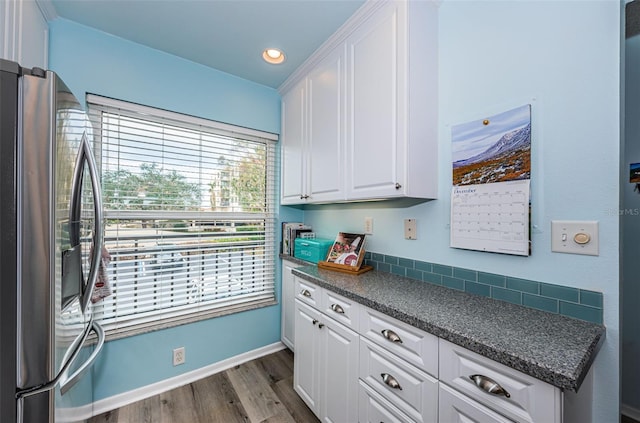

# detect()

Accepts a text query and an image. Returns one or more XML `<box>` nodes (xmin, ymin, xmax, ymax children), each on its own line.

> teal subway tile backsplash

<box><xmin>398</xmin><ymin>257</ymin><xmax>414</xmax><ymax>269</ymax></box>
<box><xmin>442</xmin><ymin>276</ymin><xmax>464</xmax><ymax>291</ymax></box>
<box><xmin>580</xmin><ymin>290</ymin><xmax>603</xmax><ymax>308</ymax></box>
<box><xmin>415</xmin><ymin>261</ymin><xmax>433</xmax><ymax>272</ymax></box>
<box><xmin>364</xmin><ymin>252</ymin><xmax>603</xmax><ymax>324</ymax></box>
<box><xmin>523</xmin><ymin>294</ymin><xmax>559</xmax><ymax>313</ymax></box>
<box><xmin>391</xmin><ymin>265</ymin><xmax>406</xmax><ymax>277</ymax></box>
<box><xmin>454</xmin><ymin>267</ymin><xmax>477</xmax><ymax>281</ymax></box>
<box><xmin>541</xmin><ymin>283</ymin><xmax>579</xmax><ymax>303</ymax></box>
<box><xmin>478</xmin><ymin>272</ymin><xmax>506</xmax><ymax>287</ymax></box>
<box><xmin>384</xmin><ymin>255</ymin><xmax>399</xmax><ymax>265</ymax></box>
<box><xmin>506</xmin><ymin>277</ymin><xmax>540</xmax><ymax>295</ymax></box>
<box><xmin>491</xmin><ymin>287</ymin><xmax>523</xmax><ymax>305</ymax></box>
<box><xmin>560</xmin><ymin>301</ymin><xmax>602</xmax><ymax>323</ymax></box>
<box><xmin>423</xmin><ymin>272</ymin><xmax>443</xmax><ymax>285</ymax></box>
<box><xmin>465</xmin><ymin>281</ymin><xmax>491</xmax><ymax>297</ymax></box>
<box><xmin>433</xmin><ymin>264</ymin><xmax>453</xmax><ymax>276</ymax></box>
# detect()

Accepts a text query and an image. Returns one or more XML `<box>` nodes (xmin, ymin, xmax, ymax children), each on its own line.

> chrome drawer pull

<box><xmin>381</xmin><ymin>329</ymin><xmax>403</xmax><ymax>344</ymax></box>
<box><xmin>469</xmin><ymin>374</ymin><xmax>511</xmax><ymax>398</ymax></box>
<box><xmin>330</xmin><ymin>303</ymin><xmax>345</xmax><ymax>314</ymax></box>
<box><xmin>381</xmin><ymin>373</ymin><xmax>402</xmax><ymax>390</ymax></box>
<box><xmin>301</xmin><ymin>289</ymin><xmax>312</xmax><ymax>297</ymax></box>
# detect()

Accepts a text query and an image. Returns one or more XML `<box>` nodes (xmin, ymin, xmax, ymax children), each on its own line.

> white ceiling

<box><xmin>45</xmin><ymin>0</ymin><xmax>365</xmax><ymax>89</ymax></box>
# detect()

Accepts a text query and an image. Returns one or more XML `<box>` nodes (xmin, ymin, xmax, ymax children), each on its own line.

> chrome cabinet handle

<box><xmin>301</xmin><ymin>289</ymin><xmax>311</xmax><ymax>297</ymax></box>
<box><xmin>312</xmin><ymin>319</ymin><xmax>318</xmax><ymax>325</ymax></box>
<box><xmin>330</xmin><ymin>303</ymin><xmax>345</xmax><ymax>314</ymax></box>
<box><xmin>318</xmin><ymin>323</ymin><xmax>325</xmax><ymax>329</ymax></box>
<box><xmin>395</xmin><ymin>183</ymin><xmax>402</xmax><ymax>190</ymax></box>
<box><xmin>381</xmin><ymin>373</ymin><xmax>402</xmax><ymax>390</ymax></box>
<box><xmin>381</xmin><ymin>329</ymin><xmax>403</xmax><ymax>343</ymax></box>
<box><xmin>469</xmin><ymin>374</ymin><xmax>511</xmax><ymax>398</ymax></box>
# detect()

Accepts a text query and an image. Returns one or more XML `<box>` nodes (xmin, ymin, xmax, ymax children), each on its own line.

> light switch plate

<box><xmin>551</xmin><ymin>220</ymin><xmax>599</xmax><ymax>256</ymax></box>
<box><xmin>404</xmin><ymin>219</ymin><xmax>417</xmax><ymax>240</ymax></box>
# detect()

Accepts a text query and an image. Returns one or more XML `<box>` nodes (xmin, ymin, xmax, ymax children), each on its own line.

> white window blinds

<box><xmin>87</xmin><ymin>94</ymin><xmax>277</xmax><ymax>338</ymax></box>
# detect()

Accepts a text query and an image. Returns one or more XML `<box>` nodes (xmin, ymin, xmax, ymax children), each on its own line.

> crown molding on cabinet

<box><xmin>35</xmin><ymin>0</ymin><xmax>58</xmax><ymax>21</ymax></box>
<box><xmin>277</xmin><ymin>0</ymin><xmax>387</xmax><ymax>95</ymax></box>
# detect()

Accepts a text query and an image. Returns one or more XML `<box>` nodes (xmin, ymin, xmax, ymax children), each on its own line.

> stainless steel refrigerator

<box><xmin>0</xmin><ymin>59</ymin><xmax>105</xmax><ymax>422</ymax></box>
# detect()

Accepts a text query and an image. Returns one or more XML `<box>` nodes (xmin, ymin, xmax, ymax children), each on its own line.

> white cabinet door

<box><xmin>281</xmin><ymin>79</ymin><xmax>307</xmax><ymax>204</ymax></box>
<box><xmin>1</xmin><ymin>0</ymin><xmax>48</xmax><ymax>68</ymax></box>
<box><xmin>294</xmin><ymin>298</ymin><xmax>359</xmax><ymax>423</ymax></box>
<box><xmin>17</xmin><ymin>0</ymin><xmax>48</xmax><ymax>69</ymax></box>
<box><xmin>319</xmin><ymin>315</ymin><xmax>359</xmax><ymax>423</ymax></box>
<box><xmin>346</xmin><ymin>1</ymin><xmax>404</xmax><ymax>200</ymax></box>
<box><xmin>280</xmin><ymin>260</ymin><xmax>299</xmax><ymax>350</ymax></box>
<box><xmin>294</xmin><ymin>300</ymin><xmax>322</xmax><ymax>414</ymax></box>
<box><xmin>307</xmin><ymin>44</ymin><xmax>345</xmax><ymax>203</ymax></box>
<box><xmin>345</xmin><ymin>0</ymin><xmax>438</xmax><ymax>201</ymax></box>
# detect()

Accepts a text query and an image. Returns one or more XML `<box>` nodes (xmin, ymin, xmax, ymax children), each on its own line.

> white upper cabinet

<box><xmin>280</xmin><ymin>46</ymin><xmax>345</xmax><ymax>205</ymax></box>
<box><xmin>306</xmin><ymin>45</ymin><xmax>345</xmax><ymax>203</ymax></box>
<box><xmin>281</xmin><ymin>80</ymin><xmax>307</xmax><ymax>204</ymax></box>
<box><xmin>1</xmin><ymin>0</ymin><xmax>49</xmax><ymax>69</ymax></box>
<box><xmin>346</xmin><ymin>0</ymin><xmax>438</xmax><ymax>200</ymax></box>
<box><xmin>279</xmin><ymin>0</ymin><xmax>439</xmax><ymax>205</ymax></box>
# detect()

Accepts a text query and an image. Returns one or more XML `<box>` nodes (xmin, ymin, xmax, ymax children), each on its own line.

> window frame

<box><xmin>86</xmin><ymin>94</ymin><xmax>278</xmax><ymax>340</ymax></box>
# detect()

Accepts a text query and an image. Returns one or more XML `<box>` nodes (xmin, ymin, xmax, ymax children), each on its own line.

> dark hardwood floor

<box><xmin>89</xmin><ymin>348</ymin><xmax>319</xmax><ymax>423</ymax></box>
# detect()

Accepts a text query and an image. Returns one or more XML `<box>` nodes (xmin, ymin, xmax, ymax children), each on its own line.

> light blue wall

<box><xmin>300</xmin><ymin>1</ymin><xmax>621</xmax><ymax>421</ymax></box>
<box><xmin>48</xmin><ymin>18</ymin><xmax>286</xmax><ymax>401</ymax></box>
<box><xmin>623</xmin><ymin>31</ymin><xmax>640</xmax><ymax>414</ymax></box>
<box><xmin>48</xmin><ymin>19</ymin><xmax>280</xmax><ymax>134</ymax></box>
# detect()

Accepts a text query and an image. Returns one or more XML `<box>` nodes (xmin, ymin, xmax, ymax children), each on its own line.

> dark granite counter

<box><xmin>290</xmin><ymin>264</ymin><xmax>605</xmax><ymax>392</ymax></box>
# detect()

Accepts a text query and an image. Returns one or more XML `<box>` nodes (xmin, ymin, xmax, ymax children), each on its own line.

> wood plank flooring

<box><xmin>89</xmin><ymin>348</ymin><xmax>320</xmax><ymax>423</ymax></box>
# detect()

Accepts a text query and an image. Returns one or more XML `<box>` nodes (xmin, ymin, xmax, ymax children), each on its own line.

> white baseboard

<box><xmin>622</xmin><ymin>403</ymin><xmax>640</xmax><ymax>421</ymax></box>
<box><xmin>89</xmin><ymin>341</ymin><xmax>286</xmax><ymax>418</ymax></box>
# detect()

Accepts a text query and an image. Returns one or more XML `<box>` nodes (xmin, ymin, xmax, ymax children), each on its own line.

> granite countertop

<box><xmin>289</xmin><ymin>263</ymin><xmax>605</xmax><ymax>392</ymax></box>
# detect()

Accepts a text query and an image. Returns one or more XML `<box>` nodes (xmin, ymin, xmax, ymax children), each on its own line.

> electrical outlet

<box><xmin>173</xmin><ymin>347</ymin><xmax>185</xmax><ymax>366</ymax></box>
<box><xmin>404</xmin><ymin>219</ymin><xmax>417</xmax><ymax>240</ymax></box>
<box><xmin>364</xmin><ymin>217</ymin><xmax>373</xmax><ymax>235</ymax></box>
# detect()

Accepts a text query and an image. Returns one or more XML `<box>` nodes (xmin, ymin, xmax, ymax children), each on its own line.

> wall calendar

<box><xmin>450</xmin><ymin>104</ymin><xmax>531</xmax><ymax>256</ymax></box>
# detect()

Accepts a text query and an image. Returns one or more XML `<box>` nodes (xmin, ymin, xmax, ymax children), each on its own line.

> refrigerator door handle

<box><xmin>59</xmin><ymin>320</ymin><xmax>105</xmax><ymax>395</ymax></box>
<box><xmin>15</xmin><ymin>316</ymin><xmax>94</xmax><ymax>400</ymax></box>
<box><xmin>70</xmin><ymin>132</ymin><xmax>104</xmax><ymax>313</ymax></box>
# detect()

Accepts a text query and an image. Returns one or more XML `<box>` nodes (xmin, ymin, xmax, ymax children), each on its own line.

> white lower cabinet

<box><xmin>280</xmin><ymin>259</ymin><xmax>300</xmax><ymax>350</ymax></box>
<box><xmin>439</xmin><ymin>339</ymin><xmax>562</xmax><ymax>423</ymax></box>
<box><xmin>359</xmin><ymin>380</ymin><xmax>413</xmax><ymax>423</ymax></box>
<box><xmin>359</xmin><ymin>337</ymin><xmax>438</xmax><ymax>423</ymax></box>
<box><xmin>293</xmin><ymin>298</ymin><xmax>359</xmax><ymax>423</ymax></box>
<box><xmin>291</xmin><ymin>278</ymin><xmax>571</xmax><ymax>423</ymax></box>
<box><xmin>439</xmin><ymin>384</ymin><xmax>514</xmax><ymax>423</ymax></box>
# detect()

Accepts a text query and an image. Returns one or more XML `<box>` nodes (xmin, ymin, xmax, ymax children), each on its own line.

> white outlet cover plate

<box><xmin>404</xmin><ymin>219</ymin><xmax>417</xmax><ymax>240</ymax></box>
<box><xmin>364</xmin><ymin>217</ymin><xmax>373</xmax><ymax>235</ymax></box>
<box><xmin>551</xmin><ymin>220</ymin><xmax>599</xmax><ymax>256</ymax></box>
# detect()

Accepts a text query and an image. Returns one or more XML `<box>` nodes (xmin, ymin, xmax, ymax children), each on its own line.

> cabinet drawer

<box><xmin>359</xmin><ymin>380</ymin><xmax>413</xmax><ymax>423</ymax></box>
<box><xmin>294</xmin><ymin>277</ymin><xmax>321</xmax><ymax>309</ymax></box>
<box><xmin>321</xmin><ymin>289</ymin><xmax>360</xmax><ymax>331</ymax></box>
<box><xmin>439</xmin><ymin>383</ymin><xmax>514</xmax><ymax>423</ymax></box>
<box><xmin>439</xmin><ymin>339</ymin><xmax>561</xmax><ymax>423</ymax></box>
<box><xmin>359</xmin><ymin>338</ymin><xmax>438</xmax><ymax>423</ymax></box>
<box><xmin>360</xmin><ymin>306</ymin><xmax>438</xmax><ymax>376</ymax></box>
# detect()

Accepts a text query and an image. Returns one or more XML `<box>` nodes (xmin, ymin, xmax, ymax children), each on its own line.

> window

<box><xmin>87</xmin><ymin>95</ymin><xmax>277</xmax><ymax>338</ymax></box>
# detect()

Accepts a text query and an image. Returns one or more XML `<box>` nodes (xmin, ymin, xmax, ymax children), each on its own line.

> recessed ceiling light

<box><xmin>263</xmin><ymin>48</ymin><xmax>285</xmax><ymax>64</ymax></box>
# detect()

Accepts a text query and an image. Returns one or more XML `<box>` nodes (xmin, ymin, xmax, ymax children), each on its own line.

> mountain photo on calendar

<box><xmin>452</xmin><ymin>104</ymin><xmax>531</xmax><ymax>186</ymax></box>
<box><xmin>326</xmin><ymin>232</ymin><xmax>365</xmax><ymax>267</ymax></box>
